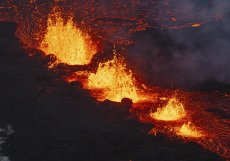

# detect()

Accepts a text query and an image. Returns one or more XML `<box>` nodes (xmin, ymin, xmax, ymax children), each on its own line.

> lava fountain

<box><xmin>150</xmin><ymin>97</ymin><xmax>186</xmax><ymax>121</ymax></box>
<box><xmin>176</xmin><ymin>122</ymin><xmax>204</xmax><ymax>138</ymax></box>
<box><xmin>87</xmin><ymin>51</ymin><xmax>139</xmax><ymax>102</ymax></box>
<box><xmin>40</xmin><ymin>10</ymin><xmax>97</xmax><ymax>66</ymax></box>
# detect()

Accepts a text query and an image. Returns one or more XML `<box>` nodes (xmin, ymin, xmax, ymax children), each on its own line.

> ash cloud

<box><xmin>127</xmin><ymin>0</ymin><xmax>230</xmax><ymax>90</ymax></box>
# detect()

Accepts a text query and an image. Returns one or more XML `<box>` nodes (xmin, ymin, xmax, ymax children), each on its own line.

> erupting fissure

<box><xmin>2</xmin><ymin>1</ymin><xmax>229</xmax><ymax>160</ymax></box>
<box><xmin>40</xmin><ymin>10</ymin><xmax>97</xmax><ymax>66</ymax></box>
<box><xmin>87</xmin><ymin>51</ymin><xmax>139</xmax><ymax>102</ymax></box>
<box><xmin>150</xmin><ymin>97</ymin><xmax>186</xmax><ymax>121</ymax></box>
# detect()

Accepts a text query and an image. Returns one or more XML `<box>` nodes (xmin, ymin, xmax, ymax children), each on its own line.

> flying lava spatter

<box><xmin>1</xmin><ymin>2</ymin><xmax>229</xmax><ymax>160</ymax></box>
<box><xmin>176</xmin><ymin>122</ymin><xmax>204</xmax><ymax>138</ymax></box>
<box><xmin>150</xmin><ymin>97</ymin><xmax>186</xmax><ymax>121</ymax></box>
<box><xmin>40</xmin><ymin>8</ymin><xmax>97</xmax><ymax>66</ymax></box>
<box><xmin>87</xmin><ymin>50</ymin><xmax>139</xmax><ymax>102</ymax></box>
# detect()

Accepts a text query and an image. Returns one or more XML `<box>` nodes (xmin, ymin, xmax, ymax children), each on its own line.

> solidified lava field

<box><xmin>0</xmin><ymin>1</ymin><xmax>230</xmax><ymax>161</ymax></box>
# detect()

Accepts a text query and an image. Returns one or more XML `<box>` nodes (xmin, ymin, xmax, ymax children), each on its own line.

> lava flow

<box><xmin>150</xmin><ymin>97</ymin><xmax>186</xmax><ymax>121</ymax></box>
<box><xmin>87</xmin><ymin>51</ymin><xmax>139</xmax><ymax>103</ymax></box>
<box><xmin>40</xmin><ymin>9</ymin><xmax>97</xmax><ymax>66</ymax></box>
<box><xmin>1</xmin><ymin>1</ymin><xmax>229</xmax><ymax>160</ymax></box>
<box><xmin>134</xmin><ymin>92</ymin><xmax>230</xmax><ymax>160</ymax></box>
<box><xmin>176</xmin><ymin>122</ymin><xmax>204</xmax><ymax>138</ymax></box>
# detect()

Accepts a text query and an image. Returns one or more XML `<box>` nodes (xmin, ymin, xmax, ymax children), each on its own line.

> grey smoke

<box><xmin>127</xmin><ymin>0</ymin><xmax>230</xmax><ymax>89</ymax></box>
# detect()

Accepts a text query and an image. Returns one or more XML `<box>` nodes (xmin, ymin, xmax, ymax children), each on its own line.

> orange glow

<box><xmin>87</xmin><ymin>51</ymin><xmax>139</xmax><ymax>102</ymax></box>
<box><xmin>191</xmin><ymin>23</ymin><xmax>201</xmax><ymax>27</ymax></box>
<box><xmin>150</xmin><ymin>97</ymin><xmax>186</xmax><ymax>121</ymax></box>
<box><xmin>176</xmin><ymin>122</ymin><xmax>204</xmax><ymax>138</ymax></box>
<box><xmin>3</xmin><ymin>2</ymin><xmax>229</xmax><ymax>160</ymax></box>
<box><xmin>64</xmin><ymin>71</ymin><xmax>88</xmax><ymax>83</ymax></box>
<box><xmin>40</xmin><ymin>11</ymin><xmax>97</xmax><ymax>66</ymax></box>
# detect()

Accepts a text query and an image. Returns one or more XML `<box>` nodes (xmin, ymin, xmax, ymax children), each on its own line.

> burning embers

<box><xmin>150</xmin><ymin>97</ymin><xmax>186</xmax><ymax>121</ymax></box>
<box><xmin>87</xmin><ymin>51</ymin><xmax>139</xmax><ymax>102</ymax></box>
<box><xmin>40</xmin><ymin>10</ymin><xmax>97</xmax><ymax>65</ymax></box>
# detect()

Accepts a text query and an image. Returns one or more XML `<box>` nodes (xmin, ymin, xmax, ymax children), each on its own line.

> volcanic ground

<box><xmin>1</xmin><ymin>1</ymin><xmax>230</xmax><ymax>161</ymax></box>
<box><xmin>0</xmin><ymin>21</ymin><xmax>228</xmax><ymax>161</ymax></box>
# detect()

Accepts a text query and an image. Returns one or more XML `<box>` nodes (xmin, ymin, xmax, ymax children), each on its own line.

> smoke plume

<box><xmin>127</xmin><ymin>0</ymin><xmax>230</xmax><ymax>90</ymax></box>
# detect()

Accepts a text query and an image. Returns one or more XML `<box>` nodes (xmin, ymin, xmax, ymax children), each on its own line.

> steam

<box><xmin>127</xmin><ymin>0</ymin><xmax>230</xmax><ymax>89</ymax></box>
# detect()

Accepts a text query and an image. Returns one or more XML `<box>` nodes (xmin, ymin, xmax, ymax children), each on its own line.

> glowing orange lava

<box><xmin>191</xmin><ymin>23</ymin><xmax>201</xmax><ymax>27</ymax></box>
<box><xmin>1</xmin><ymin>1</ymin><xmax>229</xmax><ymax>160</ymax></box>
<box><xmin>40</xmin><ymin>10</ymin><xmax>97</xmax><ymax>66</ymax></box>
<box><xmin>87</xmin><ymin>51</ymin><xmax>139</xmax><ymax>102</ymax></box>
<box><xmin>150</xmin><ymin>97</ymin><xmax>186</xmax><ymax>121</ymax></box>
<box><xmin>176</xmin><ymin>122</ymin><xmax>204</xmax><ymax>138</ymax></box>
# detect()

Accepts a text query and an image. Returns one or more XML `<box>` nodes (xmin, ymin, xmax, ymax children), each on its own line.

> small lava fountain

<box><xmin>176</xmin><ymin>122</ymin><xmax>204</xmax><ymax>138</ymax></box>
<box><xmin>40</xmin><ymin>10</ymin><xmax>97</xmax><ymax>66</ymax></box>
<box><xmin>150</xmin><ymin>97</ymin><xmax>186</xmax><ymax>121</ymax></box>
<box><xmin>87</xmin><ymin>51</ymin><xmax>139</xmax><ymax>102</ymax></box>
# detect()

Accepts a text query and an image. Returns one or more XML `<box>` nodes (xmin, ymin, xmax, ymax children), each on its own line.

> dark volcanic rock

<box><xmin>121</xmin><ymin>98</ymin><xmax>133</xmax><ymax>106</ymax></box>
<box><xmin>0</xmin><ymin>22</ymin><xmax>17</xmax><ymax>38</ymax></box>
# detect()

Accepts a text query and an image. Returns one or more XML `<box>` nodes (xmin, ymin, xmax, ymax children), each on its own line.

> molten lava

<box><xmin>191</xmin><ymin>23</ymin><xmax>201</xmax><ymax>27</ymax></box>
<box><xmin>150</xmin><ymin>97</ymin><xmax>186</xmax><ymax>121</ymax></box>
<box><xmin>176</xmin><ymin>122</ymin><xmax>204</xmax><ymax>138</ymax></box>
<box><xmin>87</xmin><ymin>51</ymin><xmax>139</xmax><ymax>102</ymax></box>
<box><xmin>40</xmin><ymin>11</ymin><xmax>97</xmax><ymax>66</ymax></box>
